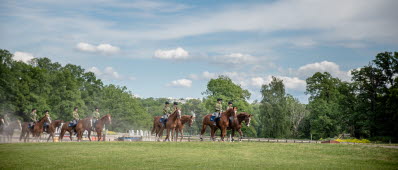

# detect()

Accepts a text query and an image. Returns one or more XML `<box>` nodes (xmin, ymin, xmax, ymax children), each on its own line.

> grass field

<box><xmin>1</xmin><ymin>142</ymin><xmax>397</xmax><ymax>169</ymax></box>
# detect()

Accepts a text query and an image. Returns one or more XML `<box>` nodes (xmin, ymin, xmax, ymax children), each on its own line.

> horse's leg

<box><xmin>238</xmin><ymin>129</ymin><xmax>243</xmax><ymax>141</ymax></box>
<box><xmin>164</xmin><ymin>128</ymin><xmax>169</xmax><ymax>142</ymax></box>
<box><xmin>200</xmin><ymin>124</ymin><xmax>207</xmax><ymax>141</ymax></box>
<box><xmin>180</xmin><ymin>129</ymin><xmax>184</xmax><ymax>142</ymax></box>
<box><xmin>231</xmin><ymin>129</ymin><xmax>235</xmax><ymax>142</ymax></box>
<box><xmin>210</xmin><ymin>128</ymin><xmax>215</xmax><ymax>141</ymax></box>
<box><xmin>47</xmin><ymin>133</ymin><xmax>51</xmax><ymax>142</ymax></box>
<box><xmin>69</xmin><ymin>131</ymin><xmax>73</xmax><ymax>141</ymax></box>
<box><xmin>173</xmin><ymin>128</ymin><xmax>177</xmax><ymax>142</ymax></box>
<box><xmin>97</xmin><ymin>131</ymin><xmax>102</xmax><ymax>141</ymax></box>
<box><xmin>19</xmin><ymin>129</ymin><xmax>24</xmax><ymax>142</ymax></box>
<box><xmin>221</xmin><ymin>128</ymin><xmax>226</xmax><ymax>142</ymax></box>
<box><xmin>88</xmin><ymin>130</ymin><xmax>92</xmax><ymax>142</ymax></box>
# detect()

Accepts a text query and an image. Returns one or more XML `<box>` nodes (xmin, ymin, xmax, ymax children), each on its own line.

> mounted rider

<box><xmin>2</xmin><ymin>113</ymin><xmax>10</xmax><ymax>126</ymax></box>
<box><xmin>172</xmin><ymin>102</ymin><xmax>179</xmax><ymax>112</ymax></box>
<box><xmin>162</xmin><ymin>102</ymin><xmax>172</xmax><ymax>127</ymax></box>
<box><xmin>212</xmin><ymin>98</ymin><xmax>223</xmax><ymax>126</ymax></box>
<box><xmin>71</xmin><ymin>107</ymin><xmax>79</xmax><ymax>134</ymax></box>
<box><xmin>28</xmin><ymin>108</ymin><xmax>38</xmax><ymax>128</ymax></box>
<box><xmin>43</xmin><ymin>110</ymin><xmax>51</xmax><ymax>132</ymax></box>
<box><xmin>226</xmin><ymin>101</ymin><xmax>233</xmax><ymax>110</ymax></box>
<box><xmin>92</xmin><ymin>107</ymin><xmax>100</xmax><ymax>130</ymax></box>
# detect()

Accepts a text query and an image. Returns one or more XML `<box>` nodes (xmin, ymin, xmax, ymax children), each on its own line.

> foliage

<box><xmin>0</xmin><ymin>49</ymin><xmax>149</xmax><ymax>132</ymax></box>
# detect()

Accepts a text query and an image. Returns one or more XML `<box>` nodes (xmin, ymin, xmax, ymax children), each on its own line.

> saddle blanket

<box><xmin>68</xmin><ymin>123</ymin><xmax>76</xmax><ymax>127</ymax></box>
<box><xmin>210</xmin><ymin>116</ymin><xmax>216</xmax><ymax>121</ymax></box>
<box><xmin>159</xmin><ymin>118</ymin><xmax>168</xmax><ymax>123</ymax></box>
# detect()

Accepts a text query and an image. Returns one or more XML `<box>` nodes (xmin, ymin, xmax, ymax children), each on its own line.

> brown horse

<box><xmin>59</xmin><ymin>121</ymin><xmax>76</xmax><ymax>142</ymax></box>
<box><xmin>200</xmin><ymin>107</ymin><xmax>237</xmax><ymax>141</ymax></box>
<box><xmin>174</xmin><ymin>113</ymin><xmax>195</xmax><ymax>142</ymax></box>
<box><xmin>75</xmin><ymin>117</ymin><xmax>94</xmax><ymax>142</ymax></box>
<box><xmin>229</xmin><ymin>113</ymin><xmax>252</xmax><ymax>141</ymax></box>
<box><xmin>45</xmin><ymin>120</ymin><xmax>64</xmax><ymax>142</ymax></box>
<box><xmin>93</xmin><ymin>114</ymin><xmax>111</xmax><ymax>141</ymax></box>
<box><xmin>151</xmin><ymin>116</ymin><xmax>162</xmax><ymax>137</ymax></box>
<box><xmin>20</xmin><ymin>114</ymin><xmax>52</xmax><ymax>142</ymax></box>
<box><xmin>157</xmin><ymin>109</ymin><xmax>181</xmax><ymax>142</ymax></box>
<box><xmin>1</xmin><ymin>120</ymin><xmax>22</xmax><ymax>142</ymax></box>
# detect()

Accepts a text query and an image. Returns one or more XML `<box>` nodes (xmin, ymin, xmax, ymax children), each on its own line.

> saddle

<box><xmin>68</xmin><ymin>122</ymin><xmax>77</xmax><ymax>127</ymax></box>
<box><xmin>210</xmin><ymin>116</ymin><xmax>216</xmax><ymax>121</ymax></box>
<box><xmin>159</xmin><ymin>118</ymin><xmax>168</xmax><ymax>123</ymax></box>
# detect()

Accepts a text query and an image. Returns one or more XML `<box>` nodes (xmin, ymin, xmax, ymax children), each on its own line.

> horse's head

<box><xmin>43</xmin><ymin>114</ymin><xmax>52</xmax><ymax>124</ymax></box>
<box><xmin>189</xmin><ymin>112</ymin><xmax>196</xmax><ymax>127</ymax></box>
<box><xmin>105</xmin><ymin>114</ymin><xmax>112</xmax><ymax>125</ymax></box>
<box><xmin>177</xmin><ymin>109</ymin><xmax>181</xmax><ymax>119</ymax></box>
<box><xmin>227</xmin><ymin>107</ymin><xmax>238</xmax><ymax>117</ymax></box>
<box><xmin>16</xmin><ymin>120</ymin><xmax>22</xmax><ymax>130</ymax></box>
<box><xmin>245</xmin><ymin>114</ymin><xmax>252</xmax><ymax>127</ymax></box>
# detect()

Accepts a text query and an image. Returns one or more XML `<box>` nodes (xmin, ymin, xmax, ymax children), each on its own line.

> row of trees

<box><xmin>0</xmin><ymin>49</ymin><xmax>151</xmax><ymax>132</ymax></box>
<box><xmin>1</xmin><ymin>49</ymin><xmax>396</xmax><ymax>141</ymax></box>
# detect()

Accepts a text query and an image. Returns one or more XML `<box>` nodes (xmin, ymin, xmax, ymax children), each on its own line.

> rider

<box><xmin>92</xmin><ymin>107</ymin><xmax>100</xmax><ymax>130</ymax></box>
<box><xmin>162</xmin><ymin>102</ymin><xmax>172</xmax><ymax>127</ymax></box>
<box><xmin>28</xmin><ymin>108</ymin><xmax>38</xmax><ymax>128</ymax></box>
<box><xmin>43</xmin><ymin>110</ymin><xmax>50</xmax><ymax>132</ymax></box>
<box><xmin>71</xmin><ymin>107</ymin><xmax>80</xmax><ymax>134</ymax></box>
<box><xmin>172</xmin><ymin>102</ymin><xmax>179</xmax><ymax>112</ymax></box>
<box><xmin>227</xmin><ymin>101</ymin><xmax>233</xmax><ymax>110</ymax></box>
<box><xmin>213</xmin><ymin>98</ymin><xmax>223</xmax><ymax>126</ymax></box>
<box><xmin>2</xmin><ymin>113</ymin><xmax>10</xmax><ymax>126</ymax></box>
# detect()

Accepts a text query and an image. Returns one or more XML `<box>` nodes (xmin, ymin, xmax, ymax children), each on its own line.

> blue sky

<box><xmin>1</xmin><ymin>0</ymin><xmax>397</xmax><ymax>103</ymax></box>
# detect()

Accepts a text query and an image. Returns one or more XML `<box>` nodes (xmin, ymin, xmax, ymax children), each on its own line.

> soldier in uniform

<box><xmin>28</xmin><ymin>108</ymin><xmax>38</xmax><ymax>128</ymax></box>
<box><xmin>227</xmin><ymin>101</ymin><xmax>233</xmax><ymax>110</ymax></box>
<box><xmin>43</xmin><ymin>110</ymin><xmax>51</xmax><ymax>132</ymax></box>
<box><xmin>92</xmin><ymin>108</ymin><xmax>100</xmax><ymax>130</ymax></box>
<box><xmin>213</xmin><ymin>98</ymin><xmax>223</xmax><ymax>126</ymax></box>
<box><xmin>172</xmin><ymin>102</ymin><xmax>179</xmax><ymax>112</ymax></box>
<box><xmin>162</xmin><ymin>102</ymin><xmax>172</xmax><ymax>127</ymax></box>
<box><xmin>2</xmin><ymin>113</ymin><xmax>10</xmax><ymax>126</ymax></box>
<box><xmin>71</xmin><ymin>107</ymin><xmax>80</xmax><ymax>135</ymax></box>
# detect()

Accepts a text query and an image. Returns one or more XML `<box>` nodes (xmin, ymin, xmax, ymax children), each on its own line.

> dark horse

<box><xmin>174</xmin><ymin>113</ymin><xmax>195</xmax><ymax>142</ymax></box>
<box><xmin>93</xmin><ymin>114</ymin><xmax>111</xmax><ymax>141</ymax></box>
<box><xmin>157</xmin><ymin>109</ymin><xmax>181</xmax><ymax>142</ymax></box>
<box><xmin>59</xmin><ymin>120</ymin><xmax>75</xmax><ymax>142</ymax></box>
<box><xmin>45</xmin><ymin>120</ymin><xmax>64</xmax><ymax>142</ymax></box>
<box><xmin>20</xmin><ymin>114</ymin><xmax>52</xmax><ymax>142</ymax></box>
<box><xmin>75</xmin><ymin>117</ymin><xmax>94</xmax><ymax>142</ymax></box>
<box><xmin>151</xmin><ymin>115</ymin><xmax>162</xmax><ymax>137</ymax></box>
<box><xmin>1</xmin><ymin>120</ymin><xmax>22</xmax><ymax>142</ymax></box>
<box><xmin>229</xmin><ymin>113</ymin><xmax>252</xmax><ymax>141</ymax></box>
<box><xmin>200</xmin><ymin>107</ymin><xmax>237</xmax><ymax>141</ymax></box>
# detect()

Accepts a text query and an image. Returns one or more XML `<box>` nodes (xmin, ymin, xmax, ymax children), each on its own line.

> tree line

<box><xmin>1</xmin><ymin>49</ymin><xmax>397</xmax><ymax>142</ymax></box>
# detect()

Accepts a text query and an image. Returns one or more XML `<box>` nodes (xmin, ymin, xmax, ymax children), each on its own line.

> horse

<box><xmin>93</xmin><ymin>114</ymin><xmax>111</xmax><ymax>141</ymax></box>
<box><xmin>151</xmin><ymin>116</ymin><xmax>162</xmax><ymax>137</ymax></box>
<box><xmin>75</xmin><ymin>117</ymin><xmax>94</xmax><ymax>142</ymax></box>
<box><xmin>45</xmin><ymin>120</ymin><xmax>64</xmax><ymax>142</ymax></box>
<box><xmin>157</xmin><ymin>109</ymin><xmax>181</xmax><ymax>142</ymax></box>
<box><xmin>1</xmin><ymin>120</ymin><xmax>22</xmax><ymax>142</ymax></box>
<box><xmin>20</xmin><ymin>114</ymin><xmax>52</xmax><ymax>142</ymax></box>
<box><xmin>200</xmin><ymin>107</ymin><xmax>237</xmax><ymax>141</ymax></box>
<box><xmin>229</xmin><ymin>113</ymin><xmax>252</xmax><ymax>141</ymax></box>
<box><xmin>59</xmin><ymin>120</ymin><xmax>76</xmax><ymax>142</ymax></box>
<box><xmin>174</xmin><ymin>112</ymin><xmax>195</xmax><ymax>142</ymax></box>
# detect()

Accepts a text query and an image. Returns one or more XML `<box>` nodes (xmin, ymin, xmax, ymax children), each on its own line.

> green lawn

<box><xmin>0</xmin><ymin>142</ymin><xmax>397</xmax><ymax>169</ymax></box>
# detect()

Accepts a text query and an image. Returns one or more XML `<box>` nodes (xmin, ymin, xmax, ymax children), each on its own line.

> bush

<box><xmin>335</xmin><ymin>138</ymin><xmax>370</xmax><ymax>143</ymax></box>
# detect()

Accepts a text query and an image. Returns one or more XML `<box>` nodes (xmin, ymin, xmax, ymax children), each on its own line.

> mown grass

<box><xmin>0</xmin><ymin>142</ymin><xmax>397</xmax><ymax>169</ymax></box>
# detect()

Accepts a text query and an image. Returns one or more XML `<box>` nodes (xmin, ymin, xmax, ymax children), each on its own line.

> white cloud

<box><xmin>13</xmin><ymin>51</ymin><xmax>35</xmax><ymax>63</ymax></box>
<box><xmin>88</xmin><ymin>66</ymin><xmax>134</xmax><ymax>81</ymax></box>
<box><xmin>212</xmin><ymin>53</ymin><xmax>258</xmax><ymax>65</ymax></box>
<box><xmin>167</xmin><ymin>79</ymin><xmax>192</xmax><ymax>88</ymax></box>
<box><xmin>296</xmin><ymin>61</ymin><xmax>351</xmax><ymax>81</ymax></box>
<box><xmin>76</xmin><ymin>42</ymin><xmax>120</xmax><ymax>55</ymax></box>
<box><xmin>250</xmin><ymin>75</ymin><xmax>306</xmax><ymax>91</ymax></box>
<box><xmin>153</xmin><ymin>47</ymin><xmax>189</xmax><ymax>60</ymax></box>
<box><xmin>189</xmin><ymin>71</ymin><xmax>217</xmax><ymax>80</ymax></box>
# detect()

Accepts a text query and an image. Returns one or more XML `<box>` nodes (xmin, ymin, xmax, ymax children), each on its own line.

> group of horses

<box><xmin>0</xmin><ymin>114</ymin><xmax>111</xmax><ymax>143</ymax></box>
<box><xmin>151</xmin><ymin>107</ymin><xmax>252</xmax><ymax>142</ymax></box>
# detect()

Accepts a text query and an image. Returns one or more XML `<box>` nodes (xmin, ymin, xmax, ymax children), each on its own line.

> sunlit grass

<box><xmin>0</xmin><ymin>142</ymin><xmax>397</xmax><ymax>169</ymax></box>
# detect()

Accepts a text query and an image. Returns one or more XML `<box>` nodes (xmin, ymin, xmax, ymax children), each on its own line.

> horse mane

<box><xmin>168</xmin><ymin>109</ymin><xmax>180</xmax><ymax>119</ymax></box>
<box><xmin>223</xmin><ymin>107</ymin><xmax>237</xmax><ymax>117</ymax></box>
<box><xmin>100</xmin><ymin>114</ymin><xmax>110</xmax><ymax>120</ymax></box>
<box><xmin>38</xmin><ymin>115</ymin><xmax>47</xmax><ymax>122</ymax></box>
<box><xmin>180</xmin><ymin>115</ymin><xmax>192</xmax><ymax>124</ymax></box>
